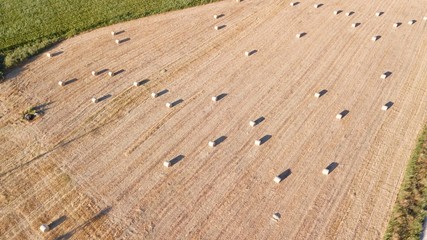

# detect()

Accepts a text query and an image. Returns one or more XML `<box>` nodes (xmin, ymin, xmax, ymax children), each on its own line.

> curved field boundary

<box><xmin>0</xmin><ymin>0</ymin><xmax>221</xmax><ymax>76</ymax></box>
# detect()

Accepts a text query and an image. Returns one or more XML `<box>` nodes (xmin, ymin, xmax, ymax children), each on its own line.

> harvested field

<box><xmin>1</xmin><ymin>0</ymin><xmax>427</xmax><ymax>239</ymax></box>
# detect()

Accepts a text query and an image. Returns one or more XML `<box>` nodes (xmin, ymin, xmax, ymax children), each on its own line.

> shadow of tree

<box><xmin>33</xmin><ymin>102</ymin><xmax>54</xmax><ymax>115</ymax></box>
<box><xmin>55</xmin><ymin>207</ymin><xmax>112</xmax><ymax>240</ymax></box>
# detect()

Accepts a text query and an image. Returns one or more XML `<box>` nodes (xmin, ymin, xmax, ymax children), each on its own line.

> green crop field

<box><xmin>0</xmin><ymin>0</ymin><xmax>220</xmax><ymax>77</ymax></box>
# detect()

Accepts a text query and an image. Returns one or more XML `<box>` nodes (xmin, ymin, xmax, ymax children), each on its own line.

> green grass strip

<box><xmin>0</xmin><ymin>0</ymin><xmax>221</xmax><ymax>73</ymax></box>
<box><xmin>384</xmin><ymin>125</ymin><xmax>427</xmax><ymax>240</ymax></box>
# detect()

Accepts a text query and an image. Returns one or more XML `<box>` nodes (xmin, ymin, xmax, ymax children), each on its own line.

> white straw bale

<box><xmin>151</xmin><ymin>92</ymin><xmax>158</xmax><ymax>98</ymax></box>
<box><xmin>322</xmin><ymin>168</ymin><xmax>330</xmax><ymax>175</ymax></box>
<box><xmin>249</xmin><ymin>120</ymin><xmax>256</xmax><ymax>127</ymax></box>
<box><xmin>272</xmin><ymin>213</ymin><xmax>281</xmax><ymax>221</ymax></box>
<box><xmin>40</xmin><ymin>224</ymin><xmax>49</xmax><ymax>233</ymax></box>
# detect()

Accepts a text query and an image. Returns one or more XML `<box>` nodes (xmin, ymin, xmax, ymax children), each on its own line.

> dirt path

<box><xmin>1</xmin><ymin>0</ymin><xmax>427</xmax><ymax>239</ymax></box>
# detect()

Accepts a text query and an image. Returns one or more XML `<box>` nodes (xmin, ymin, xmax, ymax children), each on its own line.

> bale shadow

<box><xmin>335</xmin><ymin>10</ymin><xmax>343</xmax><ymax>14</ymax></box>
<box><xmin>385</xmin><ymin>101</ymin><xmax>394</xmax><ymax>108</ymax></box>
<box><xmin>339</xmin><ymin>110</ymin><xmax>350</xmax><ymax>118</ymax></box>
<box><xmin>118</xmin><ymin>38</ymin><xmax>131</xmax><ymax>44</ymax></box>
<box><xmin>170</xmin><ymin>99</ymin><xmax>183</xmax><ymax>107</ymax></box>
<box><xmin>278</xmin><ymin>168</ymin><xmax>292</xmax><ymax>180</ymax></box>
<box><xmin>216</xmin><ymin>14</ymin><xmax>225</xmax><ymax>18</ymax></box>
<box><xmin>292</xmin><ymin>2</ymin><xmax>300</xmax><ymax>6</ymax></box>
<box><xmin>169</xmin><ymin>155</ymin><xmax>185</xmax><ymax>166</ymax></box>
<box><xmin>395</xmin><ymin>22</ymin><xmax>402</xmax><ymax>27</ymax></box>
<box><xmin>383</xmin><ymin>71</ymin><xmax>392</xmax><ymax>78</ymax></box>
<box><xmin>115</xmin><ymin>30</ymin><xmax>125</xmax><ymax>35</ymax></box>
<box><xmin>216</xmin><ymin>93</ymin><xmax>228</xmax><ymax>101</ymax></box>
<box><xmin>260</xmin><ymin>134</ymin><xmax>272</xmax><ymax>144</ymax></box>
<box><xmin>299</xmin><ymin>32</ymin><xmax>307</xmax><ymax>38</ymax></box>
<box><xmin>97</xmin><ymin>69</ymin><xmax>109</xmax><ymax>75</ymax></box>
<box><xmin>247</xmin><ymin>50</ymin><xmax>258</xmax><ymax>56</ymax></box>
<box><xmin>98</xmin><ymin>94</ymin><xmax>112</xmax><ymax>102</ymax></box>
<box><xmin>216</xmin><ymin>25</ymin><xmax>226</xmax><ymax>30</ymax></box>
<box><xmin>63</xmin><ymin>78</ymin><xmax>78</xmax><ymax>86</ymax></box>
<box><xmin>353</xmin><ymin>23</ymin><xmax>361</xmax><ymax>27</ymax></box>
<box><xmin>49</xmin><ymin>215</ymin><xmax>67</xmax><ymax>230</ymax></box>
<box><xmin>136</xmin><ymin>79</ymin><xmax>149</xmax><ymax>86</ymax></box>
<box><xmin>157</xmin><ymin>89</ymin><xmax>169</xmax><ymax>97</ymax></box>
<box><xmin>51</xmin><ymin>51</ymin><xmax>64</xmax><ymax>57</ymax></box>
<box><xmin>326</xmin><ymin>162</ymin><xmax>339</xmax><ymax>173</ymax></box>
<box><xmin>214</xmin><ymin>136</ymin><xmax>227</xmax><ymax>146</ymax></box>
<box><xmin>254</xmin><ymin>116</ymin><xmax>265</xmax><ymax>125</ymax></box>
<box><xmin>318</xmin><ymin>89</ymin><xmax>328</xmax><ymax>97</ymax></box>
<box><xmin>377</xmin><ymin>12</ymin><xmax>384</xmax><ymax>16</ymax></box>
<box><xmin>347</xmin><ymin>11</ymin><xmax>355</xmax><ymax>16</ymax></box>
<box><xmin>113</xmin><ymin>69</ymin><xmax>125</xmax><ymax>76</ymax></box>
<box><xmin>316</xmin><ymin>4</ymin><xmax>324</xmax><ymax>8</ymax></box>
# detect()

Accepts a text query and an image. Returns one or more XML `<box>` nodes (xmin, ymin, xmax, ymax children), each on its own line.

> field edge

<box><xmin>0</xmin><ymin>0</ymin><xmax>222</xmax><ymax>78</ymax></box>
<box><xmin>384</xmin><ymin>124</ymin><xmax>427</xmax><ymax>240</ymax></box>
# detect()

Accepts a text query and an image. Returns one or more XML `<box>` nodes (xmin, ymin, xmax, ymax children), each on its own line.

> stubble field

<box><xmin>1</xmin><ymin>0</ymin><xmax>427</xmax><ymax>239</ymax></box>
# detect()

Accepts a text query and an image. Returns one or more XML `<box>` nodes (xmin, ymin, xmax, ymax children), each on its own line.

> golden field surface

<box><xmin>1</xmin><ymin>0</ymin><xmax>427</xmax><ymax>239</ymax></box>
